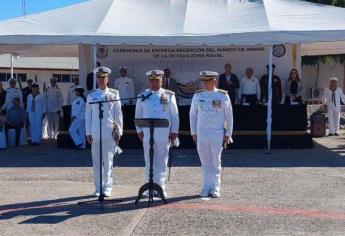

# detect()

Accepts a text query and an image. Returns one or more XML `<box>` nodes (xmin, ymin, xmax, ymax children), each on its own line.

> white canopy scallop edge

<box><xmin>0</xmin><ymin>0</ymin><xmax>345</xmax><ymax>46</ymax></box>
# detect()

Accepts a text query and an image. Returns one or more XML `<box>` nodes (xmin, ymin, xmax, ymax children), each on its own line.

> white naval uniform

<box><xmin>66</xmin><ymin>84</ymin><xmax>77</xmax><ymax>105</ymax></box>
<box><xmin>85</xmin><ymin>88</ymin><xmax>123</xmax><ymax>193</ymax></box>
<box><xmin>69</xmin><ymin>96</ymin><xmax>86</xmax><ymax>148</ymax></box>
<box><xmin>323</xmin><ymin>87</ymin><xmax>345</xmax><ymax>134</ymax></box>
<box><xmin>1</xmin><ymin>87</ymin><xmax>23</xmax><ymax>111</ymax></box>
<box><xmin>45</xmin><ymin>86</ymin><xmax>64</xmax><ymax>139</ymax></box>
<box><xmin>113</xmin><ymin>77</ymin><xmax>135</xmax><ymax>106</ymax></box>
<box><xmin>135</xmin><ymin>88</ymin><xmax>179</xmax><ymax>190</ymax></box>
<box><xmin>26</xmin><ymin>93</ymin><xmax>46</xmax><ymax>143</ymax></box>
<box><xmin>190</xmin><ymin>88</ymin><xmax>233</xmax><ymax>194</ymax></box>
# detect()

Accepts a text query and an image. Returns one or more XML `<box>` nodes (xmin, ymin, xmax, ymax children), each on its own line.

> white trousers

<box><xmin>328</xmin><ymin>108</ymin><xmax>340</xmax><ymax>134</ymax></box>
<box><xmin>197</xmin><ymin>134</ymin><xmax>223</xmax><ymax>193</ymax></box>
<box><xmin>29</xmin><ymin>112</ymin><xmax>43</xmax><ymax>143</ymax></box>
<box><xmin>91</xmin><ymin>138</ymin><xmax>115</xmax><ymax>193</ymax></box>
<box><xmin>143</xmin><ymin>140</ymin><xmax>170</xmax><ymax>190</ymax></box>
<box><xmin>47</xmin><ymin>112</ymin><xmax>59</xmax><ymax>139</ymax></box>
<box><xmin>69</xmin><ymin>119</ymin><xmax>86</xmax><ymax>147</ymax></box>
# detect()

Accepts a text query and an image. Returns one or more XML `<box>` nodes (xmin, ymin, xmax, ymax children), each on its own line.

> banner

<box><xmin>97</xmin><ymin>45</ymin><xmax>295</xmax><ymax>104</ymax></box>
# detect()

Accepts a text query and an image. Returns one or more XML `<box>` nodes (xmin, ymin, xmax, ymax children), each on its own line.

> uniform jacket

<box><xmin>85</xmin><ymin>87</ymin><xmax>123</xmax><ymax>140</ymax></box>
<box><xmin>190</xmin><ymin>88</ymin><xmax>233</xmax><ymax>142</ymax></box>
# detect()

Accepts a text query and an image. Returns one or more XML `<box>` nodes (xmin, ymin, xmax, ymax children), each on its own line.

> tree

<box><xmin>305</xmin><ymin>0</ymin><xmax>345</xmax><ymax>7</ymax></box>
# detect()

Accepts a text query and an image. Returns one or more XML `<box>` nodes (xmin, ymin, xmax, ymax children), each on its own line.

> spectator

<box><xmin>5</xmin><ymin>97</ymin><xmax>25</xmax><ymax>146</ymax></box>
<box><xmin>284</xmin><ymin>69</ymin><xmax>303</xmax><ymax>105</ymax></box>
<box><xmin>0</xmin><ymin>82</ymin><xmax>6</xmax><ymax>110</ymax></box>
<box><xmin>0</xmin><ymin>110</ymin><xmax>6</xmax><ymax>149</ymax></box>
<box><xmin>218</xmin><ymin>63</ymin><xmax>240</xmax><ymax>105</ymax></box>
<box><xmin>260</xmin><ymin>64</ymin><xmax>282</xmax><ymax>105</ymax></box>
<box><xmin>238</xmin><ymin>67</ymin><xmax>260</xmax><ymax>106</ymax></box>
<box><xmin>22</xmin><ymin>79</ymin><xmax>33</xmax><ymax>109</ymax></box>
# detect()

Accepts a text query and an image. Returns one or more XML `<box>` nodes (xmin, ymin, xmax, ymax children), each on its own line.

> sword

<box><xmin>168</xmin><ymin>138</ymin><xmax>180</xmax><ymax>182</ymax></box>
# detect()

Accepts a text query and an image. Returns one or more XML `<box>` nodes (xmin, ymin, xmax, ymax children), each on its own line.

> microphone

<box><xmin>141</xmin><ymin>91</ymin><xmax>153</xmax><ymax>102</ymax></box>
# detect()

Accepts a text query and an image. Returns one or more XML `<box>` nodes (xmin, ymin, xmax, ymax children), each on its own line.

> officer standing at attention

<box><xmin>26</xmin><ymin>83</ymin><xmax>46</xmax><ymax>145</ymax></box>
<box><xmin>1</xmin><ymin>78</ymin><xmax>23</xmax><ymax>112</ymax></box>
<box><xmin>135</xmin><ymin>70</ymin><xmax>179</xmax><ymax>197</ymax></box>
<box><xmin>113</xmin><ymin>66</ymin><xmax>135</xmax><ymax>106</ymax></box>
<box><xmin>69</xmin><ymin>86</ymin><xmax>86</xmax><ymax>149</ymax></box>
<box><xmin>45</xmin><ymin>77</ymin><xmax>64</xmax><ymax>139</ymax></box>
<box><xmin>66</xmin><ymin>76</ymin><xmax>80</xmax><ymax>105</ymax></box>
<box><xmin>190</xmin><ymin>71</ymin><xmax>233</xmax><ymax>198</ymax></box>
<box><xmin>85</xmin><ymin>67</ymin><xmax>123</xmax><ymax>197</ymax></box>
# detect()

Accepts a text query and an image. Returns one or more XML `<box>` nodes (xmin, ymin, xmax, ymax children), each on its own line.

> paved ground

<box><xmin>1</xmin><ymin>134</ymin><xmax>345</xmax><ymax>235</ymax></box>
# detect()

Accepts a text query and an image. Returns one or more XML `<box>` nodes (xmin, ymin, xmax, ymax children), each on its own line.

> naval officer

<box><xmin>85</xmin><ymin>67</ymin><xmax>123</xmax><ymax>197</ymax></box>
<box><xmin>135</xmin><ymin>70</ymin><xmax>179</xmax><ymax>197</ymax></box>
<box><xmin>190</xmin><ymin>71</ymin><xmax>233</xmax><ymax>198</ymax></box>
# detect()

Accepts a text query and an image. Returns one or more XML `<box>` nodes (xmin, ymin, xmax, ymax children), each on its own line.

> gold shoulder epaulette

<box><xmin>108</xmin><ymin>88</ymin><xmax>118</xmax><ymax>94</ymax></box>
<box><xmin>165</xmin><ymin>89</ymin><xmax>175</xmax><ymax>95</ymax></box>
<box><xmin>218</xmin><ymin>89</ymin><xmax>228</xmax><ymax>94</ymax></box>
<box><xmin>195</xmin><ymin>89</ymin><xmax>205</xmax><ymax>93</ymax></box>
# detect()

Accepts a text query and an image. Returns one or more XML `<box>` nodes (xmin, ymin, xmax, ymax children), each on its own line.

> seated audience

<box><xmin>5</xmin><ymin>98</ymin><xmax>25</xmax><ymax>146</ymax></box>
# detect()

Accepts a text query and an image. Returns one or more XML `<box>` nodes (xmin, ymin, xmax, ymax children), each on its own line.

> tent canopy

<box><xmin>0</xmin><ymin>0</ymin><xmax>345</xmax><ymax>46</ymax></box>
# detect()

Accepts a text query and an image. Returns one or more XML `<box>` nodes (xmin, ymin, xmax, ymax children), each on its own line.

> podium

<box><xmin>134</xmin><ymin>118</ymin><xmax>169</xmax><ymax>207</ymax></box>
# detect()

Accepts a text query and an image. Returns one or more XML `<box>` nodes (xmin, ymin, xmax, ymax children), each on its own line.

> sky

<box><xmin>0</xmin><ymin>0</ymin><xmax>89</xmax><ymax>20</ymax></box>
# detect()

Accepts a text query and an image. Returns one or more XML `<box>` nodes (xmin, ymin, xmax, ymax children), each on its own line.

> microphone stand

<box><xmin>78</xmin><ymin>94</ymin><xmax>146</xmax><ymax>208</ymax></box>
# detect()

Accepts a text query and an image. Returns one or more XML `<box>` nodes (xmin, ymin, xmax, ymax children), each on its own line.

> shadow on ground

<box><xmin>1</xmin><ymin>141</ymin><xmax>345</xmax><ymax>168</ymax></box>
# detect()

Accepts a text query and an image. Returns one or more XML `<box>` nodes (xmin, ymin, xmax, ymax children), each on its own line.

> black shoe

<box><xmin>334</xmin><ymin>133</ymin><xmax>339</xmax><ymax>136</ymax></box>
<box><xmin>328</xmin><ymin>133</ymin><xmax>334</xmax><ymax>136</ymax></box>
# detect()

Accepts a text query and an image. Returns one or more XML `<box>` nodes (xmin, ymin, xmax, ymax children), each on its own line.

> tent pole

<box><xmin>92</xmin><ymin>45</ymin><xmax>97</xmax><ymax>90</ymax></box>
<box><xmin>266</xmin><ymin>45</ymin><xmax>273</xmax><ymax>154</ymax></box>
<box><xmin>10</xmin><ymin>54</ymin><xmax>14</xmax><ymax>78</ymax></box>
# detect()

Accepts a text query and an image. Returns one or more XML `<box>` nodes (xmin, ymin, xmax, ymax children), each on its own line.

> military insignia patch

<box><xmin>212</xmin><ymin>100</ymin><xmax>222</xmax><ymax>109</ymax></box>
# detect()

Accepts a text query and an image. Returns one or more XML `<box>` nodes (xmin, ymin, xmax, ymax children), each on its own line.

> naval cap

<box><xmin>94</xmin><ymin>67</ymin><xmax>111</xmax><ymax>77</ymax></box>
<box><xmin>199</xmin><ymin>71</ymin><xmax>218</xmax><ymax>81</ymax></box>
<box><xmin>146</xmin><ymin>70</ymin><xmax>164</xmax><ymax>80</ymax></box>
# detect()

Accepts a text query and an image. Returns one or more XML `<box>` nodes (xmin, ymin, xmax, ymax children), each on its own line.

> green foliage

<box><xmin>302</xmin><ymin>55</ymin><xmax>345</xmax><ymax>66</ymax></box>
<box><xmin>305</xmin><ymin>0</ymin><xmax>345</xmax><ymax>7</ymax></box>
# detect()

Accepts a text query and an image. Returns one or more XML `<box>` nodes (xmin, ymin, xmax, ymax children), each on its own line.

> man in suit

<box><xmin>162</xmin><ymin>68</ymin><xmax>178</xmax><ymax>93</ymax></box>
<box><xmin>260</xmin><ymin>64</ymin><xmax>282</xmax><ymax>105</ymax></box>
<box><xmin>218</xmin><ymin>63</ymin><xmax>239</xmax><ymax>105</ymax></box>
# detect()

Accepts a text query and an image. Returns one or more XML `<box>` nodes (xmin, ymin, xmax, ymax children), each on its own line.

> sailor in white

<box><xmin>85</xmin><ymin>67</ymin><xmax>123</xmax><ymax>197</ymax></box>
<box><xmin>26</xmin><ymin>83</ymin><xmax>46</xmax><ymax>145</ymax></box>
<box><xmin>323</xmin><ymin>77</ymin><xmax>345</xmax><ymax>136</ymax></box>
<box><xmin>113</xmin><ymin>66</ymin><xmax>135</xmax><ymax>106</ymax></box>
<box><xmin>45</xmin><ymin>77</ymin><xmax>64</xmax><ymax>139</ymax></box>
<box><xmin>135</xmin><ymin>70</ymin><xmax>179</xmax><ymax>197</ymax></box>
<box><xmin>1</xmin><ymin>78</ymin><xmax>23</xmax><ymax>111</ymax></box>
<box><xmin>190</xmin><ymin>71</ymin><xmax>233</xmax><ymax>198</ymax></box>
<box><xmin>69</xmin><ymin>86</ymin><xmax>86</xmax><ymax>149</ymax></box>
<box><xmin>66</xmin><ymin>76</ymin><xmax>80</xmax><ymax>105</ymax></box>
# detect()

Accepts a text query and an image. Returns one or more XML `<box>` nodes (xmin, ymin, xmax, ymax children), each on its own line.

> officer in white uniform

<box><xmin>66</xmin><ymin>76</ymin><xmax>80</xmax><ymax>105</ymax></box>
<box><xmin>1</xmin><ymin>78</ymin><xmax>23</xmax><ymax>111</ymax></box>
<box><xmin>323</xmin><ymin>77</ymin><xmax>345</xmax><ymax>136</ymax></box>
<box><xmin>190</xmin><ymin>71</ymin><xmax>233</xmax><ymax>198</ymax></box>
<box><xmin>113</xmin><ymin>66</ymin><xmax>135</xmax><ymax>106</ymax></box>
<box><xmin>85</xmin><ymin>67</ymin><xmax>123</xmax><ymax>197</ymax></box>
<box><xmin>135</xmin><ymin>70</ymin><xmax>179</xmax><ymax>197</ymax></box>
<box><xmin>26</xmin><ymin>83</ymin><xmax>46</xmax><ymax>145</ymax></box>
<box><xmin>69</xmin><ymin>86</ymin><xmax>86</xmax><ymax>149</ymax></box>
<box><xmin>45</xmin><ymin>77</ymin><xmax>64</xmax><ymax>139</ymax></box>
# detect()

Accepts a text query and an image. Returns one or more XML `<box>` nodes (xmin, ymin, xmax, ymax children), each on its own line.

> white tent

<box><xmin>0</xmin><ymin>0</ymin><xmax>345</xmax><ymax>45</ymax></box>
<box><xmin>1</xmin><ymin>0</ymin><xmax>345</xmax><ymax>151</ymax></box>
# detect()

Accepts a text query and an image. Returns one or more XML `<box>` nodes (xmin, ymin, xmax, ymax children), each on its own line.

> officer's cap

<box><xmin>146</xmin><ymin>70</ymin><xmax>164</xmax><ymax>80</ymax></box>
<box><xmin>27</xmin><ymin>79</ymin><xmax>33</xmax><ymax>83</ymax></box>
<box><xmin>94</xmin><ymin>67</ymin><xmax>111</xmax><ymax>77</ymax></box>
<box><xmin>119</xmin><ymin>65</ymin><xmax>127</xmax><ymax>70</ymax></box>
<box><xmin>50</xmin><ymin>77</ymin><xmax>58</xmax><ymax>82</ymax></box>
<box><xmin>74</xmin><ymin>86</ymin><xmax>85</xmax><ymax>92</ymax></box>
<box><xmin>199</xmin><ymin>71</ymin><xmax>218</xmax><ymax>81</ymax></box>
<box><xmin>329</xmin><ymin>77</ymin><xmax>338</xmax><ymax>82</ymax></box>
<box><xmin>8</xmin><ymin>78</ymin><xmax>16</xmax><ymax>83</ymax></box>
<box><xmin>32</xmin><ymin>82</ymin><xmax>39</xmax><ymax>88</ymax></box>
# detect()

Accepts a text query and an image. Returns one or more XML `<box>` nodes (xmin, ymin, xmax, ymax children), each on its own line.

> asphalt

<box><xmin>1</xmin><ymin>134</ymin><xmax>345</xmax><ymax>236</ymax></box>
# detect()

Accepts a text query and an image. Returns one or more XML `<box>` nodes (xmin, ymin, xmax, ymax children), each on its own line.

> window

<box><xmin>18</xmin><ymin>73</ymin><xmax>27</xmax><ymax>82</ymax></box>
<box><xmin>53</xmin><ymin>74</ymin><xmax>73</xmax><ymax>83</ymax></box>
<box><xmin>0</xmin><ymin>73</ymin><xmax>27</xmax><ymax>82</ymax></box>
<box><xmin>0</xmin><ymin>73</ymin><xmax>6</xmax><ymax>82</ymax></box>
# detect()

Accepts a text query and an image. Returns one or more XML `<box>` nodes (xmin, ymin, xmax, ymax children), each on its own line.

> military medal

<box><xmin>212</xmin><ymin>100</ymin><xmax>222</xmax><ymax>111</ymax></box>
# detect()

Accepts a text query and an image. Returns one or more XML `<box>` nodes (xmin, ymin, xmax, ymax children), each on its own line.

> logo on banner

<box><xmin>273</xmin><ymin>45</ymin><xmax>286</xmax><ymax>58</ymax></box>
<box><xmin>97</xmin><ymin>45</ymin><xmax>109</xmax><ymax>59</ymax></box>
